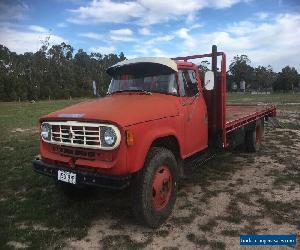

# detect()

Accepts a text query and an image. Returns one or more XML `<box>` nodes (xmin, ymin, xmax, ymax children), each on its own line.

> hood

<box><xmin>41</xmin><ymin>93</ymin><xmax>179</xmax><ymax>127</ymax></box>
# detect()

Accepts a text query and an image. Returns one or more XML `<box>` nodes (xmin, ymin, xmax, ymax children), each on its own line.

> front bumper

<box><xmin>32</xmin><ymin>159</ymin><xmax>130</xmax><ymax>190</ymax></box>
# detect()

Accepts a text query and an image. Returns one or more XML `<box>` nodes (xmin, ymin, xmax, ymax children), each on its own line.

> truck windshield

<box><xmin>107</xmin><ymin>73</ymin><xmax>178</xmax><ymax>95</ymax></box>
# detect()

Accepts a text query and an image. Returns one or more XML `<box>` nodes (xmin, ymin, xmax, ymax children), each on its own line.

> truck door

<box><xmin>179</xmin><ymin>69</ymin><xmax>208</xmax><ymax>156</ymax></box>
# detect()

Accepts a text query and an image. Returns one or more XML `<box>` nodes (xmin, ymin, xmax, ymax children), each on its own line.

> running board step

<box><xmin>183</xmin><ymin>149</ymin><xmax>216</xmax><ymax>175</ymax></box>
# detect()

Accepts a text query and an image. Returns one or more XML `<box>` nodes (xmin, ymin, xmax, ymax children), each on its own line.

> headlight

<box><xmin>102</xmin><ymin>127</ymin><xmax>117</xmax><ymax>147</ymax></box>
<box><xmin>41</xmin><ymin>123</ymin><xmax>51</xmax><ymax>141</ymax></box>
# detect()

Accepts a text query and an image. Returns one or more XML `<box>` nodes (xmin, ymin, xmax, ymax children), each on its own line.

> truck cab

<box><xmin>33</xmin><ymin>46</ymin><xmax>276</xmax><ymax>228</ymax></box>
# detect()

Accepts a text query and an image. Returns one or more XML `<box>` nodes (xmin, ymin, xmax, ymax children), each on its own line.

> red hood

<box><xmin>41</xmin><ymin>93</ymin><xmax>180</xmax><ymax>127</ymax></box>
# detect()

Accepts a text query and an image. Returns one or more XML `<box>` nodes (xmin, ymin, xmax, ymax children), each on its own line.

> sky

<box><xmin>0</xmin><ymin>0</ymin><xmax>300</xmax><ymax>72</ymax></box>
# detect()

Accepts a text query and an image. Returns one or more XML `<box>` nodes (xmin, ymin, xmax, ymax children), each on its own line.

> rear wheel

<box><xmin>131</xmin><ymin>147</ymin><xmax>178</xmax><ymax>228</ymax></box>
<box><xmin>245</xmin><ymin>119</ymin><xmax>264</xmax><ymax>152</ymax></box>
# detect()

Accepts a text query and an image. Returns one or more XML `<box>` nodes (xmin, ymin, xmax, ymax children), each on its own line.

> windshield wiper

<box><xmin>108</xmin><ymin>90</ymin><xmax>152</xmax><ymax>95</ymax></box>
<box><xmin>140</xmin><ymin>90</ymin><xmax>152</xmax><ymax>95</ymax></box>
<box><xmin>107</xmin><ymin>90</ymin><xmax>126</xmax><ymax>95</ymax></box>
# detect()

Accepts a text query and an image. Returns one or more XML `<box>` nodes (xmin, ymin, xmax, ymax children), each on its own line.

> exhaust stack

<box><xmin>211</xmin><ymin>45</ymin><xmax>218</xmax><ymax>147</ymax></box>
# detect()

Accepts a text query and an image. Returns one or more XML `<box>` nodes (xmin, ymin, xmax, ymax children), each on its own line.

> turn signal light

<box><xmin>126</xmin><ymin>130</ymin><xmax>134</xmax><ymax>146</ymax></box>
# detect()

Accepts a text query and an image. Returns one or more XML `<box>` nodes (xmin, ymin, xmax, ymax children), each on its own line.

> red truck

<box><xmin>33</xmin><ymin>46</ymin><xmax>276</xmax><ymax>228</ymax></box>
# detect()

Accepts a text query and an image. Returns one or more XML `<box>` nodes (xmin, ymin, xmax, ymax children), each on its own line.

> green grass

<box><xmin>198</xmin><ymin>219</ymin><xmax>218</xmax><ymax>232</ymax></box>
<box><xmin>217</xmin><ymin>200</ymin><xmax>243</xmax><ymax>224</ymax></box>
<box><xmin>0</xmin><ymin>129</ymin><xmax>133</xmax><ymax>249</ymax></box>
<box><xmin>0</xmin><ymin>98</ymin><xmax>135</xmax><ymax>249</ymax></box>
<box><xmin>0</xmin><ymin>93</ymin><xmax>300</xmax><ymax>249</ymax></box>
<box><xmin>227</xmin><ymin>92</ymin><xmax>300</xmax><ymax>104</ymax></box>
<box><xmin>257</xmin><ymin>199</ymin><xmax>300</xmax><ymax>225</ymax></box>
<box><xmin>186</xmin><ymin>233</ymin><xmax>208</xmax><ymax>247</ymax></box>
<box><xmin>186</xmin><ymin>234</ymin><xmax>226</xmax><ymax>250</ymax></box>
<box><xmin>102</xmin><ymin>235</ymin><xmax>152</xmax><ymax>250</ymax></box>
<box><xmin>220</xmin><ymin>229</ymin><xmax>240</xmax><ymax>237</ymax></box>
<box><xmin>0</xmin><ymin>99</ymin><xmax>87</xmax><ymax>134</ymax></box>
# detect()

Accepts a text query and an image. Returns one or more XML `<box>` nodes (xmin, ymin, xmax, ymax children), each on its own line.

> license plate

<box><xmin>57</xmin><ymin>170</ymin><xmax>76</xmax><ymax>184</ymax></box>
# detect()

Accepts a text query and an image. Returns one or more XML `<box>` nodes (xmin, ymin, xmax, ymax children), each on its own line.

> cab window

<box><xmin>178</xmin><ymin>69</ymin><xmax>199</xmax><ymax>97</ymax></box>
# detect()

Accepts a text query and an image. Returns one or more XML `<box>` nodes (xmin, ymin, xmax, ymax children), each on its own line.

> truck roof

<box><xmin>107</xmin><ymin>57</ymin><xmax>179</xmax><ymax>75</ymax></box>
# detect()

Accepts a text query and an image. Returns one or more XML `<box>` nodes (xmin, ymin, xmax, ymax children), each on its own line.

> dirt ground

<box><xmin>62</xmin><ymin>108</ymin><xmax>300</xmax><ymax>250</ymax></box>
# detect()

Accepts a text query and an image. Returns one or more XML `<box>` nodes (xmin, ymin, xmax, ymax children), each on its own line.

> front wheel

<box><xmin>131</xmin><ymin>147</ymin><xmax>178</xmax><ymax>228</ymax></box>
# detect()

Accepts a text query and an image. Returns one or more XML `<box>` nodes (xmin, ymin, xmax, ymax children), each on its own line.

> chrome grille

<box><xmin>42</xmin><ymin>121</ymin><xmax>97</xmax><ymax>149</ymax></box>
<box><xmin>51</xmin><ymin>123</ymin><xmax>100</xmax><ymax>148</ymax></box>
<box><xmin>50</xmin><ymin>122</ymin><xmax>101</xmax><ymax>148</ymax></box>
<box><xmin>41</xmin><ymin>121</ymin><xmax>121</xmax><ymax>150</ymax></box>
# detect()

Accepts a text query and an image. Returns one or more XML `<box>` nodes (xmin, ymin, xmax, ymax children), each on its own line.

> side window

<box><xmin>168</xmin><ymin>74</ymin><xmax>179</xmax><ymax>95</ymax></box>
<box><xmin>178</xmin><ymin>70</ymin><xmax>199</xmax><ymax>97</ymax></box>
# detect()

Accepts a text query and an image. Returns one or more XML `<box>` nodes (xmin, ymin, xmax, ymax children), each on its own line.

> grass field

<box><xmin>0</xmin><ymin>99</ymin><xmax>91</xmax><ymax>249</ymax></box>
<box><xmin>226</xmin><ymin>92</ymin><xmax>300</xmax><ymax>104</ymax></box>
<box><xmin>0</xmin><ymin>93</ymin><xmax>299</xmax><ymax>249</ymax></box>
<box><xmin>227</xmin><ymin>92</ymin><xmax>300</xmax><ymax>112</ymax></box>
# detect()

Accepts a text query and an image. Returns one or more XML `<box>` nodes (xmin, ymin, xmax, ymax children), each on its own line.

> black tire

<box><xmin>131</xmin><ymin>147</ymin><xmax>178</xmax><ymax>228</ymax></box>
<box><xmin>56</xmin><ymin>181</ymin><xmax>95</xmax><ymax>201</ymax></box>
<box><xmin>245</xmin><ymin>119</ymin><xmax>264</xmax><ymax>152</ymax></box>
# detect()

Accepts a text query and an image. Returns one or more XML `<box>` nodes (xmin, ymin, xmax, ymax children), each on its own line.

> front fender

<box><xmin>125</xmin><ymin>116</ymin><xmax>183</xmax><ymax>174</ymax></box>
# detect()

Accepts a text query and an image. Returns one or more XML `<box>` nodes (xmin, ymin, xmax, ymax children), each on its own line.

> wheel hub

<box><xmin>152</xmin><ymin>166</ymin><xmax>172</xmax><ymax>210</ymax></box>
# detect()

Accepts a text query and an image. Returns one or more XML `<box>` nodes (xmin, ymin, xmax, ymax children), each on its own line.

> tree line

<box><xmin>0</xmin><ymin>42</ymin><xmax>125</xmax><ymax>101</ymax></box>
<box><xmin>0</xmin><ymin>42</ymin><xmax>299</xmax><ymax>101</ymax></box>
<box><xmin>199</xmin><ymin>55</ymin><xmax>299</xmax><ymax>92</ymax></box>
<box><xmin>227</xmin><ymin>55</ymin><xmax>299</xmax><ymax>92</ymax></box>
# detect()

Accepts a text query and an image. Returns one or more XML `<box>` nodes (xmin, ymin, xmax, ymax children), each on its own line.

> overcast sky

<box><xmin>0</xmin><ymin>0</ymin><xmax>300</xmax><ymax>71</ymax></box>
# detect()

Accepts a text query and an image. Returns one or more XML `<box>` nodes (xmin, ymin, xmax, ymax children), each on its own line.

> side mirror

<box><xmin>204</xmin><ymin>71</ymin><xmax>214</xmax><ymax>90</ymax></box>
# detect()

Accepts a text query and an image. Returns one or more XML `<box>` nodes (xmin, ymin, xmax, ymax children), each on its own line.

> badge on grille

<box><xmin>58</xmin><ymin>114</ymin><xmax>84</xmax><ymax>118</ymax></box>
<box><xmin>68</xmin><ymin>131</ymin><xmax>75</xmax><ymax>139</ymax></box>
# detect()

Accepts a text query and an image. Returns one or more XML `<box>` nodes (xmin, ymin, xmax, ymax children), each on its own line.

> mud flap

<box><xmin>266</xmin><ymin>117</ymin><xmax>281</xmax><ymax>128</ymax></box>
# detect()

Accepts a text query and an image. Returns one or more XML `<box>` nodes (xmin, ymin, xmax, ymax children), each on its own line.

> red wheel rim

<box><xmin>256</xmin><ymin>125</ymin><xmax>261</xmax><ymax>144</ymax></box>
<box><xmin>152</xmin><ymin>165</ymin><xmax>173</xmax><ymax>210</ymax></box>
